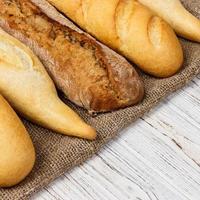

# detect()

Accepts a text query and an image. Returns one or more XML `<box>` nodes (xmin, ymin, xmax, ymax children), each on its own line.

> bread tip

<box><xmin>65</xmin><ymin>122</ymin><xmax>97</xmax><ymax>140</ymax></box>
<box><xmin>82</xmin><ymin>125</ymin><xmax>97</xmax><ymax>140</ymax></box>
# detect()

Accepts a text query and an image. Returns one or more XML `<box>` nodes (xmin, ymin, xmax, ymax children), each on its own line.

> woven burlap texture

<box><xmin>0</xmin><ymin>0</ymin><xmax>200</xmax><ymax>199</ymax></box>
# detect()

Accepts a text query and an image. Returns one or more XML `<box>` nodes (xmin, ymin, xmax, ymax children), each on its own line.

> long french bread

<box><xmin>46</xmin><ymin>0</ymin><xmax>183</xmax><ymax>78</ymax></box>
<box><xmin>0</xmin><ymin>0</ymin><xmax>144</xmax><ymax>113</ymax></box>
<box><xmin>0</xmin><ymin>28</ymin><xmax>96</xmax><ymax>140</ymax></box>
<box><xmin>138</xmin><ymin>0</ymin><xmax>200</xmax><ymax>42</ymax></box>
<box><xmin>0</xmin><ymin>94</ymin><xmax>35</xmax><ymax>187</ymax></box>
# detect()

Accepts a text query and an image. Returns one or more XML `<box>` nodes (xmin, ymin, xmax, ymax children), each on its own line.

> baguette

<box><xmin>0</xmin><ymin>28</ymin><xmax>96</xmax><ymax>140</ymax></box>
<box><xmin>0</xmin><ymin>0</ymin><xmax>144</xmax><ymax>113</ymax></box>
<box><xmin>0</xmin><ymin>94</ymin><xmax>35</xmax><ymax>187</ymax></box>
<box><xmin>138</xmin><ymin>0</ymin><xmax>200</xmax><ymax>42</ymax></box>
<box><xmin>46</xmin><ymin>0</ymin><xmax>183</xmax><ymax>78</ymax></box>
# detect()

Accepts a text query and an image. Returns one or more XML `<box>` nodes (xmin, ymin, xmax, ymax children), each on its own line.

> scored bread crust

<box><xmin>138</xmin><ymin>0</ymin><xmax>200</xmax><ymax>42</ymax></box>
<box><xmin>46</xmin><ymin>0</ymin><xmax>184</xmax><ymax>78</ymax></box>
<box><xmin>0</xmin><ymin>0</ymin><xmax>144</xmax><ymax>113</ymax></box>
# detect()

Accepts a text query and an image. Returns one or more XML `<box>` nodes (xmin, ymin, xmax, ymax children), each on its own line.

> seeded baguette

<box><xmin>0</xmin><ymin>0</ymin><xmax>144</xmax><ymax>113</ymax></box>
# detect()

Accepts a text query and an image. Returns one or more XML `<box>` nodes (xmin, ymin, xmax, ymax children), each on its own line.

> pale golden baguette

<box><xmin>0</xmin><ymin>94</ymin><xmax>35</xmax><ymax>187</ymax></box>
<box><xmin>0</xmin><ymin>28</ymin><xmax>96</xmax><ymax>140</ymax></box>
<box><xmin>47</xmin><ymin>0</ymin><xmax>183</xmax><ymax>78</ymax></box>
<box><xmin>138</xmin><ymin>0</ymin><xmax>200</xmax><ymax>42</ymax></box>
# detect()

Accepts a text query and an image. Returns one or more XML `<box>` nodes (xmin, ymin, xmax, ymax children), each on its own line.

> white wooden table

<box><xmin>33</xmin><ymin>75</ymin><xmax>200</xmax><ymax>200</ymax></box>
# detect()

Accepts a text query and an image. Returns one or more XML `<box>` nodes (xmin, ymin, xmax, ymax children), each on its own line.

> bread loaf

<box><xmin>138</xmin><ymin>0</ymin><xmax>200</xmax><ymax>42</ymax></box>
<box><xmin>46</xmin><ymin>0</ymin><xmax>183</xmax><ymax>78</ymax></box>
<box><xmin>0</xmin><ymin>28</ymin><xmax>96</xmax><ymax>140</ymax></box>
<box><xmin>0</xmin><ymin>94</ymin><xmax>35</xmax><ymax>187</ymax></box>
<box><xmin>0</xmin><ymin>0</ymin><xmax>144</xmax><ymax>113</ymax></box>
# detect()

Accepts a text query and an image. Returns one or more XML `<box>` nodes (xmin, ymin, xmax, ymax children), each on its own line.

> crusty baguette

<box><xmin>0</xmin><ymin>28</ymin><xmax>96</xmax><ymax>140</ymax></box>
<box><xmin>46</xmin><ymin>0</ymin><xmax>183</xmax><ymax>78</ymax></box>
<box><xmin>0</xmin><ymin>0</ymin><xmax>144</xmax><ymax>113</ymax></box>
<box><xmin>0</xmin><ymin>94</ymin><xmax>35</xmax><ymax>187</ymax></box>
<box><xmin>138</xmin><ymin>0</ymin><xmax>200</xmax><ymax>42</ymax></box>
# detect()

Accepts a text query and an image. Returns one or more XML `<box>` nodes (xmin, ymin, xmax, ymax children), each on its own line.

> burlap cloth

<box><xmin>0</xmin><ymin>0</ymin><xmax>200</xmax><ymax>199</ymax></box>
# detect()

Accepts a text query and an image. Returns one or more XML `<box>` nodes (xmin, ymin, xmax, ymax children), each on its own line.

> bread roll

<box><xmin>0</xmin><ymin>0</ymin><xmax>144</xmax><ymax>113</ymax></box>
<box><xmin>46</xmin><ymin>0</ymin><xmax>183</xmax><ymax>78</ymax></box>
<box><xmin>0</xmin><ymin>28</ymin><xmax>96</xmax><ymax>140</ymax></box>
<box><xmin>138</xmin><ymin>0</ymin><xmax>200</xmax><ymax>42</ymax></box>
<box><xmin>0</xmin><ymin>94</ymin><xmax>35</xmax><ymax>188</ymax></box>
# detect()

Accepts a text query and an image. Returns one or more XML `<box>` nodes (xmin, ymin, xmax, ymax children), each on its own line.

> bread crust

<box><xmin>138</xmin><ymin>0</ymin><xmax>200</xmax><ymax>43</ymax></box>
<box><xmin>0</xmin><ymin>94</ymin><xmax>35</xmax><ymax>187</ymax></box>
<box><xmin>0</xmin><ymin>0</ymin><xmax>144</xmax><ymax>113</ymax></box>
<box><xmin>46</xmin><ymin>0</ymin><xmax>184</xmax><ymax>78</ymax></box>
<box><xmin>0</xmin><ymin>28</ymin><xmax>96</xmax><ymax>139</ymax></box>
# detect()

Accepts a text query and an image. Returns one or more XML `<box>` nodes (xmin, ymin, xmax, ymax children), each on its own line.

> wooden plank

<box><xmin>34</xmin><ymin>142</ymin><xmax>186</xmax><ymax>200</ymax></box>
<box><xmin>33</xmin><ymin>78</ymin><xmax>200</xmax><ymax>200</ymax></box>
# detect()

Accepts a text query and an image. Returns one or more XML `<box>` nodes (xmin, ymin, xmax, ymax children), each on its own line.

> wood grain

<box><xmin>33</xmin><ymin>76</ymin><xmax>200</xmax><ymax>200</ymax></box>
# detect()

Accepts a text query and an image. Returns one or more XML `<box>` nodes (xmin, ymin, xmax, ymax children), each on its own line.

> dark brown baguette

<box><xmin>0</xmin><ymin>0</ymin><xmax>144</xmax><ymax>113</ymax></box>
